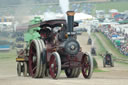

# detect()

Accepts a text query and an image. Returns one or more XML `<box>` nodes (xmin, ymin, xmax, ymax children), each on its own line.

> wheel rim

<box><xmin>29</xmin><ymin>40</ymin><xmax>41</xmax><ymax>78</ymax></box>
<box><xmin>81</xmin><ymin>53</ymin><xmax>93</xmax><ymax>79</ymax></box>
<box><xmin>49</xmin><ymin>52</ymin><xmax>61</xmax><ymax>79</ymax></box>
<box><xmin>81</xmin><ymin>55</ymin><xmax>90</xmax><ymax>78</ymax></box>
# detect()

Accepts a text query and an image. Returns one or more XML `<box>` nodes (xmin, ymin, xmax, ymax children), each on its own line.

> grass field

<box><xmin>95</xmin><ymin>1</ymin><xmax>128</xmax><ymax>12</ymax></box>
<box><xmin>98</xmin><ymin>32</ymin><xmax>128</xmax><ymax>58</ymax></box>
<box><xmin>91</xmin><ymin>32</ymin><xmax>128</xmax><ymax>65</ymax></box>
<box><xmin>92</xmin><ymin>32</ymin><xmax>128</xmax><ymax>57</ymax></box>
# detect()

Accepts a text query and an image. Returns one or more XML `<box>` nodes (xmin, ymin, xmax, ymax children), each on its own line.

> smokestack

<box><xmin>67</xmin><ymin>11</ymin><xmax>75</xmax><ymax>34</ymax></box>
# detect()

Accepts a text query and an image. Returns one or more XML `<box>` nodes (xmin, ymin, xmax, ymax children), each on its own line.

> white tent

<box><xmin>109</xmin><ymin>9</ymin><xmax>118</xmax><ymax>13</ymax></box>
<box><xmin>74</xmin><ymin>13</ymin><xmax>93</xmax><ymax>21</ymax></box>
<box><xmin>42</xmin><ymin>12</ymin><xmax>93</xmax><ymax>21</ymax></box>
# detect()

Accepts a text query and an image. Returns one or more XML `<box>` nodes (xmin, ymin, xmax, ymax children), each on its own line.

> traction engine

<box><xmin>16</xmin><ymin>11</ymin><xmax>93</xmax><ymax>79</ymax></box>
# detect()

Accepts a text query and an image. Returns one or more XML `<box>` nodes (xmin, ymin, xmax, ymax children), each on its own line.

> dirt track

<box><xmin>0</xmin><ymin>32</ymin><xmax>128</xmax><ymax>85</ymax></box>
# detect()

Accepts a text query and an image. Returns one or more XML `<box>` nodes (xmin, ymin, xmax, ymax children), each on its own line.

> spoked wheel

<box><xmin>81</xmin><ymin>52</ymin><xmax>93</xmax><ymax>79</ymax></box>
<box><xmin>29</xmin><ymin>39</ymin><xmax>41</xmax><ymax>78</ymax></box>
<box><xmin>17</xmin><ymin>62</ymin><xmax>22</xmax><ymax>76</ymax></box>
<box><xmin>49</xmin><ymin>52</ymin><xmax>61</xmax><ymax>79</ymax></box>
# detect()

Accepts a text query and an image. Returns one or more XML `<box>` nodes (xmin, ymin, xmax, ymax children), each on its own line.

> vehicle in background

<box><xmin>102</xmin><ymin>52</ymin><xmax>114</xmax><ymax>67</ymax></box>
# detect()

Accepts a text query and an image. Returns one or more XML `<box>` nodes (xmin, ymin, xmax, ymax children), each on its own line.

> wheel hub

<box><xmin>51</xmin><ymin>64</ymin><xmax>54</xmax><ymax>68</ymax></box>
<box><xmin>33</xmin><ymin>56</ymin><xmax>36</xmax><ymax>62</ymax></box>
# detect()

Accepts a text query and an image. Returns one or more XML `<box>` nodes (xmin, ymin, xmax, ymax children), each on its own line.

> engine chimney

<box><xmin>66</xmin><ymin>11</ymin><xmax>75</xmax><ymax>34</ymax></box>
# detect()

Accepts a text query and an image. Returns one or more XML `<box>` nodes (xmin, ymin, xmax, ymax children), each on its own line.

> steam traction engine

<box><xmin>16</xmin><ymin>11</ymin><xmax>93</xmax><ymax>79</ymax></box>
<box><xmin>103</xmin><ymin>52</ymin><xmax>114</xmax><ymax>67</ymax></box>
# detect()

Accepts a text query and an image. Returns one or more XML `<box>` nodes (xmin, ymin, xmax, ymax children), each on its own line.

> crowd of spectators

<box><xmin>98</xmin><ymin>24</ymin><xmax>128</xmax><ymax>56</ymax></box>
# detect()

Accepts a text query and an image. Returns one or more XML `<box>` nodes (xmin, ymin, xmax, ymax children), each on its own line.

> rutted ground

<box><xmin>0</xmin><ymin>32</ymin><xmax>128</xmax><ymax>85</ymax></box>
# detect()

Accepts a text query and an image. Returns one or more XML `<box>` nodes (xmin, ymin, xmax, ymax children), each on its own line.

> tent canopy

<box><xmin>112</xmin><ymin>34</ymin><xmax>119</xmax><ymax>37</ymax></box>
<box><xmin>74</xmin><ymin>13</ymin><xmax>93</xmax><ymax>21</ymax></box>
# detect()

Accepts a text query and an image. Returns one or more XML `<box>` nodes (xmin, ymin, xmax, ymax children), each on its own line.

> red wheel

<box><xmin>49</xmin><ymin>52</ymin><xmax>61</xmax><ymax>79</ymax></box>
<box><xmin>29</xmin><ymin>40</ymin><xmax>41</xmax><ymax>78</ymax></box>
<box><xmin>81</xmin><ymin>53</ymin><xmax>93</xmax><ymax>79</ymax></box>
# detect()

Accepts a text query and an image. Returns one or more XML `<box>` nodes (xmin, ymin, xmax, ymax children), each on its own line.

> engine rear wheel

<box><xmin>81</xmin><ymin>52</ymin><xmax>93</xmax><ymax>79</ymax></box>
<box><xmin>49</xmin><ymin>52</ymin><xmax>61</xmax><ymax>79</ymax></box>
<box><xmin>29</xmin><ymin>39</ymin><xmax>41</xmax><ymax>78</ymax></box>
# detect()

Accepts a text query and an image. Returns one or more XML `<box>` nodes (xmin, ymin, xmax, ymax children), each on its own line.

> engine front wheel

<box><xmin>81</xmin><ymin>52</ymin><xmax>93</xmax><ymax>79</ymax></box>
<box><xmin>49</xmin><ymin>52</ymin><xmax>61</xmax><ymax>79</ymax></box>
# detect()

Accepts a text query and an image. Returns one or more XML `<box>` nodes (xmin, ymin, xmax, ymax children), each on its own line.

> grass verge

<box><xmin>92</xmin><ymin>32</ymin><xmax>128</xmax><ymax>65</ymax></box>
<box><xmin>95</xmin><ymin>1</ymin><xmax>128</xmax><ymax>12</ymax></box>
<box><xmin>98</xmin><ymin>32</ymin><xmax>128</xmax><ymax>58</ymax></box>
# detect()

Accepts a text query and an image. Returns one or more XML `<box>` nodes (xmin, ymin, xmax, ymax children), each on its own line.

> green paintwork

<box><xmin>24</xmin><ymin>17</ymin><xmax>42</xmax><ymax>43</ymax></box>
